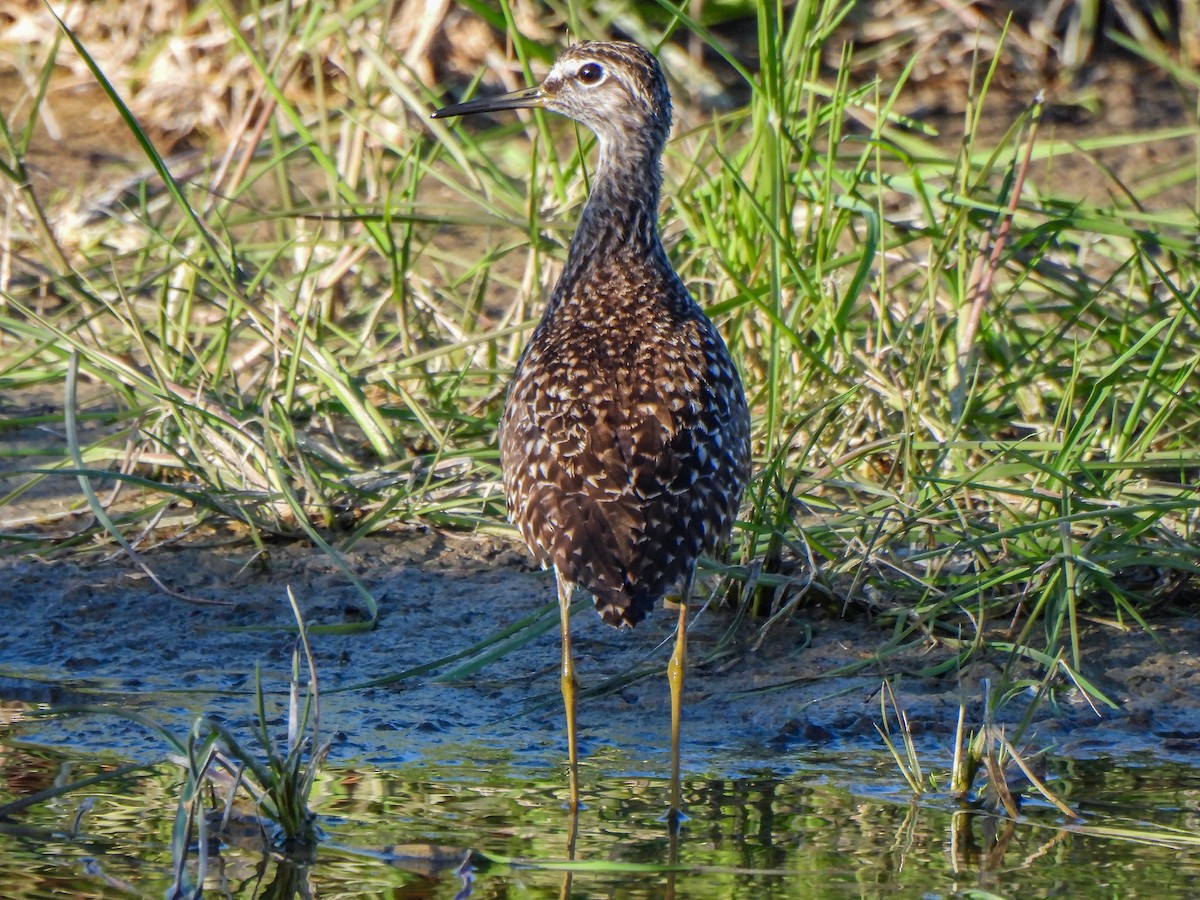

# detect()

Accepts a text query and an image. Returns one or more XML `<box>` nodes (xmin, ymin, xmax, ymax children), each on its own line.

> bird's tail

<box><xmin>592</xmin><ymin>590</ymin><xmax>655</xmax><ymax>628</ymax></box>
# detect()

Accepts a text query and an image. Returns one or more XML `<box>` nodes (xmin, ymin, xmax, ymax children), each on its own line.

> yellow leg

<box><xmin>667</xmin><ymin>574</ymin><xmax>693</xmax><ymax>832</ymax></box>
<box><xmin>556</xmin><ymin>571</ymin><xmax>580</xmax><ymax>814</ymax></box>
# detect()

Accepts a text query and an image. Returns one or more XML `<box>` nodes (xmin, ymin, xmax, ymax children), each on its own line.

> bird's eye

<box><xmin>577</xmin><ymin>62</ymin><xmax>604</xmax><ymax>85</ymax></box>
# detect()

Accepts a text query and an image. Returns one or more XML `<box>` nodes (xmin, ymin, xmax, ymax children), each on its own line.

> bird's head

<box><xmin>432</xmin><ymin>41</ymin><xmax>672</xmax><ymax>155</ymax></box>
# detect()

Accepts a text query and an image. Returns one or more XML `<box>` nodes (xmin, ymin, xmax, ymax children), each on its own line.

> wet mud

<box><xmin>3</xmin><ymin>528</ymin><xmax>1199</xmax><ymax>776</ymax></box>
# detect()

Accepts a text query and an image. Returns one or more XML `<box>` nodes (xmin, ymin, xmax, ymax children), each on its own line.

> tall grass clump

<box><xmin>653</xmin><ymin>2</ymin><xmax>1200</xmax><ymax>695</ymax></box>
<box><xmin>2</xmin><ymin>2</ymin><xmax>518</xmax><ymax>551</ymax></box>
<box><xmin>0</xmin><ymin>0</ymin><xmax>1198</xmax><ymax>695</ymax></box>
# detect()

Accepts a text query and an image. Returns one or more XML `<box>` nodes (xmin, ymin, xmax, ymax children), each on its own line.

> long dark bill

<box><xmin>431</xmin><ymin>86</ymin><xmax>544</xmax><ymax>119</ymax></box>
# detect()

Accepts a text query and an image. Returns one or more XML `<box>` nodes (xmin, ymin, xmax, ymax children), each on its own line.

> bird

<box><xmin>432</xmin><ymin>40</ymin><xmax>751</xmax><ymax>826</ymax></box>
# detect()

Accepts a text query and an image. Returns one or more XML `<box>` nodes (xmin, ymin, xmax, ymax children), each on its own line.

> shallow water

<box><xmin>3</xmin><ymin>531</ymin><xmax>1200</xmax><ymax>897</ymax></box>
<box><xmin>3</xmin><ymin>732</ymin><xmax>1200</xmax><ymax>899</ymax></box>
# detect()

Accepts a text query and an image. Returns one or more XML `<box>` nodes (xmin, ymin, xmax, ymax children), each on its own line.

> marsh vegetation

<box><xmin>2</xmin><ymin>0</ymin><xmax>1200</xmax><ymax>895</ymax></box>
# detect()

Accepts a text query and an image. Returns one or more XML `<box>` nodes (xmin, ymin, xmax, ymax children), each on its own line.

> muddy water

<box><xmin>2</xmin><ymin>532</ymin><xmax>1200</xmax><ymax>896</ymax></box>
<box><xmin>3</xmin><ymin>741</ymin><xmax>1200</xmax><ymax>897</ymax></box>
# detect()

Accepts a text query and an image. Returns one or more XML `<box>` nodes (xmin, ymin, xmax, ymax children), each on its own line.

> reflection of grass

<box><xmin>200</xmin><ymin>589</ymin><xmax>332</xmax><ymax>855</ymax></box>
<box><xmin>165</xmin><ymin>589</ymin><xmax>331</xmax><ymax>878</ymax></box>
<box><xmin>879</xmin><ymin>675</ymin><xmax>1078</xmax><ymax>818</ymax></box>
<box><xmin>35</xmin><ymin>590</ymin><xmax>329</xmax><ymax>884</ymax></box>
<box><xmin>7</xmin><ymin>741</ymin><xmax>1200</xmax><ymax>895</ymax></box>
<box><xmin>1</xmin><ymin>3</ymin><xmax>1199</xmax><ymax>709</ymax></box>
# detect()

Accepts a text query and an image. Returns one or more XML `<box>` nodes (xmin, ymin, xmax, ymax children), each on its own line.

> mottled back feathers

<box><xmin>497</xmin><ymin>41</ymin><xmax>751</xmax><ymax>627</ymax></box>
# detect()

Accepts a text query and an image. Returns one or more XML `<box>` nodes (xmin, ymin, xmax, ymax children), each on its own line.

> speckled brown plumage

<box><xmin>488</xmin><ymin>42</ymin><xmax>751</xmax><ymax>628</ymax></box>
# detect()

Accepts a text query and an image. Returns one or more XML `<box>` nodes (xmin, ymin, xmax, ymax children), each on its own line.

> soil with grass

<box><xmin>3</xmin><ymin>505</ymin><xmax>1200</xmax><ymax>775</ymax></box>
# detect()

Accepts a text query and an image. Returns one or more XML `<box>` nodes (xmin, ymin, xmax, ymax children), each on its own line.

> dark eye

<box><xmin>577</xmin><ymin>62</ymin><xmax>604</xmax><ymax>85</ymax></box>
